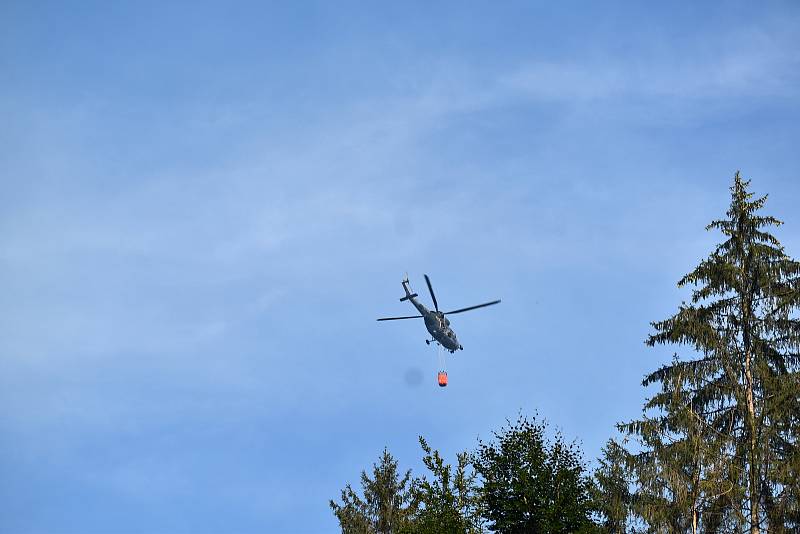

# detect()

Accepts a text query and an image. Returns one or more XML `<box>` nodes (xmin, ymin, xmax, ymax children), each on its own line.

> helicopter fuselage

<box><xmin>403</xmin><ymin>282</ymin><xmax>463</xmax><ymax>352</ymax></box>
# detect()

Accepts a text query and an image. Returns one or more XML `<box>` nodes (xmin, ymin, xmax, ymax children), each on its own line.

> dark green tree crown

<box><xmin>620</xmin><ymin>172</ymin><xmax>800</xmax><ymax>533</ymax></box>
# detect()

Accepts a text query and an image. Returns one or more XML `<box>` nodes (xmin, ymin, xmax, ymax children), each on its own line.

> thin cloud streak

<box><xmin>503</xmin><ymin>24</ymin><xmax>800</xmax><ymax>102</ymax></box>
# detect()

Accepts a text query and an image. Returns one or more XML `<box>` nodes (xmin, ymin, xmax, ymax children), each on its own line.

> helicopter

<box><xmin>377</xmin><ymin>274</ymin><xmax>500</xmax><ymax>353</ymax></box>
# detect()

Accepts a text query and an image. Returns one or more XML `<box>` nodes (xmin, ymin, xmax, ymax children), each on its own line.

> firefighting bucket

<box><xmin>437</xmin><ymin>371</ymin><xmax>448</xmax><ymax>387</ymax></box>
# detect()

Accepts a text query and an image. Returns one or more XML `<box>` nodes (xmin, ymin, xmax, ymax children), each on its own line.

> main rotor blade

<box><xmin>423</xmin><ymin>274</ymin><xmax>439</xmax><ymax>312</ymax></box>
<box><xmin>377</xmin><ymin>315</ymin><xmax>424</xmax><ymax>321</ymax></box>
<box><xmin>444</xmin><ymin>300</ymin><xmax>501</xmax><ymax>315</ymax></box>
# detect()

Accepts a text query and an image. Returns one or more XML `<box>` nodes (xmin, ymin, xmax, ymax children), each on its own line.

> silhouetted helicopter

<box><xmin>377</xmin><ymin>274</ymin><xmax>500</xmax><ymax>353</ymax></box>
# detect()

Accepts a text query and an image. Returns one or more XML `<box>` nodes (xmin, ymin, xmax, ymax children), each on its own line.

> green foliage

<box><xmin>472</xmin><ymin>414</ymin><xmax>599</xmax><ymax>533</ymax></box>
<box><xmin>618</xmin><ymin>173</ymin><xmax>800</xmax><ymax>533</ymax></box>
<box><xmin>592</xmin><ymin>439</ymin><xmax>633</xmax><ymax>533</ymax></box>
<box><xmin>331</xmin><ymin>419</ymin><xmax>599</xmax><ymax>534</ymax></box>
<box><xmin>406</xmin><ymin>437</ymin><xmax>483</xmax><ymax>534</ymax></box>
<box><xmin>330</xmin><ymin>448</ymin><xmax>417</xmax><ymax>534</ymax></box>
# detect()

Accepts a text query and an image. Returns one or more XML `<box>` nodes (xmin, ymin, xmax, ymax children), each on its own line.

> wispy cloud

<box><xmin>503</xmin><ymin>23</ymin><xmax>800</xmax><ymax>102</ymax></box>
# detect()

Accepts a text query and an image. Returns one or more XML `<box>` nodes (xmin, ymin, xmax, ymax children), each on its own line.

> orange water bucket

<box><xmin>437</xmin><ymin>371</ymin><xmax>448</xmax><ymax>387</ymax></box>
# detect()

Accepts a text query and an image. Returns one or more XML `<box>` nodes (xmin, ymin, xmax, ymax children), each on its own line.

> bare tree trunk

<box><xmin>744</xmin><ymin>346</ymin><xmax>759</xmax><ymax>534</ymax></box>
<box><xmin>742</xmin><ymin>246</ymin><xmax>760</xmax><ymax>534</ymax></box>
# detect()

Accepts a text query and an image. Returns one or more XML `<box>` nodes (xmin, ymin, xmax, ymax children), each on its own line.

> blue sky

<box><xmin>1</xmin><ymin>2</ymin><xmax>799</xmax><ymax>532</ymax></box>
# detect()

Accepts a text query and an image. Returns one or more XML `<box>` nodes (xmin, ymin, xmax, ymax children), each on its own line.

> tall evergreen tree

<box><xmin>620</xmin><ymin>356</ymin><xmax>729</xmax><ymax>533</ymax></box>
<box><xmin>330</xmin><ymin>448</ymin><xmax>418</xmax><ymax>534</ymax></box>
<box><xmin>621</xmin><ymin>173</ymin><xmax>800</xmax><ymax>533</ymax></box>
<box><xmin>593</xmin><ymin>439</ymin><xmax>633</xmax><ymax>533</ymax></box>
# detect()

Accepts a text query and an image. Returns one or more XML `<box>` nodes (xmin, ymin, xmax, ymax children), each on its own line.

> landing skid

<box><xmin>426</xmin><ymin>339</ymin><xmax>457</xmax><ymax>354</ymax></box>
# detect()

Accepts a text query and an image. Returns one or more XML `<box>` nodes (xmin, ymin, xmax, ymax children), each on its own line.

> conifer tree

<box><xmin>620</xmin><ymin>356</ymin><xmax>728</xmax><ymax>532</ymax></box>
<box><xmin>620</xmin><ymin>173</ymin><xmax>800</xmax><ymax>533</ymax></box>
<box><xmin>408</xmin><ymin>437</ymin><xmax>483</xmax><ymax>534</ymax></box>
<box><xmin>330</xmin><ymin>448</ymin><xmax>418</xmax><ymax>534</ymax></box>
<box><xmin>472</xmin><ymin>414</ymin><xmax>598</xmax><ymax>533</ymax></box>
<box><xmin>593</xmin><ymin>439</ymin><xmax>633</xmax><ymax>533</ymax></box>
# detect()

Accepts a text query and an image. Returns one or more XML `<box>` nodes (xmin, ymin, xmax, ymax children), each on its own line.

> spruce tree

<box><xmin>408</xmin><ymin>437</ymin><xmax>483</xmax><ymax>534</ymax></box>
<box><xmin>620</xmin><ymin>173</ymin><xmax>800</xmax><ymax>533</ymax></box>
<box><xmin>593</xmin><ymin>439</ymin><xmax>633</xmax><ymax>533</ymax></box>
<box><xmin>330</xmin><ymin>448</ymin><xmax>418</xmax><ymax>534</ymax></box>
<box><xmin>620</xmin><ymin>355</ymin><xmax>728</xmax><ymax>532</ymax></box>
